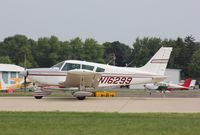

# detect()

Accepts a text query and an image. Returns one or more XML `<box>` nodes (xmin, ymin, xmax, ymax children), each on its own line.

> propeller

<box><xmin>24</xmin><ymin>54</ymin><xmax>27</xmax><ymax>92</ymax></box>
<box><xmin>107</xmin><ymin>53</ymin><xmax>116</xmax><ymax>65</ymax></box>
<box><xmin>23</xmin><ymin>70</ymin><xmax>27</xmax><ymax>92</ymax></box>
<box><xmin>19</xmin><ymin>69</ymin><xmax>28</xmax><ymax>91</ymax></box>
<box><xmin>20</xmin><ymin>54</ymin><xmax>28</xmax><ymax>92</ymax></box>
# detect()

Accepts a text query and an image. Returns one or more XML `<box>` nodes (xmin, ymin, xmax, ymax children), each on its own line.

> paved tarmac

<box><xmin>0</xmin><ymin>97</ymin><xmax>200</xmax><ymax>113</ymax></box>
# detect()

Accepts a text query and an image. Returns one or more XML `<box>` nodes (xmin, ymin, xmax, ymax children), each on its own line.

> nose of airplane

<box><xmin>19</xmin><ymin>70</ymin><xmax>28</xmax><ymax>77</ymax></box>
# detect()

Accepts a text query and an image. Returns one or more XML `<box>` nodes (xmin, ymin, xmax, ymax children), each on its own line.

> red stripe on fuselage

<box><xmin>151</xmin><ymin>59</ymin><xmax>169</xmax><ymax>63</ymax></box>
<box><xmin>29</xmin><ymin>74</ymin><xmax>66</xmax><ymax>76</ymax></box>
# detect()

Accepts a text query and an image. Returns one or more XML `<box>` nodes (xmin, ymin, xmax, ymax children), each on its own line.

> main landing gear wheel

<box><xmin>34</xmin><ymin>96</ymin><xmax>43</xmax><ymax>99</ymax></box>
<box><xmin>77</xmin><ymin>96</ymin><xmax>86</xmax><ymax>100</ymax></box>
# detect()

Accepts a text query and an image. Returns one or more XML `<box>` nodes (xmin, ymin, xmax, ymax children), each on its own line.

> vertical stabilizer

<box><xmin>140</xmin><ymin>47</ymin><xmax>172</xmax><ymax>75</ymax></box>
<box><xmin>181</xmin><ymin>78</ymin><xmax>192</xmax><ymax>88</ymax></box>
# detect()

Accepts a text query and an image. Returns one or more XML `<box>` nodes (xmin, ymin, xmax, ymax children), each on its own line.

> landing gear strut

<box><xmin>72</xmin><ymin>75</ymin><xmax>96</xmax><ymax>100</ymax></box>
<box><xmin>74</xmin><ymin>76</ymin><xmax>88</xmax><ymax>100</ymax></box>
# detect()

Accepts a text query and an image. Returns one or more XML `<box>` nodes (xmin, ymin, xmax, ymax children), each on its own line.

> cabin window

<box><xmin>10</xmin><ymin>72</ymin><xmax>17</xmax><ymax>84</ymax></box>
<box><xmin>82</xmin><ymin>64</ymin><xmax>94</xmax><ymax>71</ymax></box>
<box><xmin>62</xmin><ymin>63</ymin><xmax>81</xmax><ymax>71</ymax></box>
<box><xmin>96</xmin><ymin>67</ymin><xmax>105</xmax><ymax>72</ymax></box>
<box><xmin>2</xmin><ymin>72</ymin><xmax>9</xmax><ymax>84</ymax></box>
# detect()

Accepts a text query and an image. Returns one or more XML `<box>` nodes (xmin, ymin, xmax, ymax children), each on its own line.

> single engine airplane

<box><xmin>144</xmin><ymin>78</ymin><xmax>192</xmax><ymax>92</ymax></box>
<box><xmin>20</xmin><ymin>47</ymin><xmax>172</xmax><ymax>100</ymax></box>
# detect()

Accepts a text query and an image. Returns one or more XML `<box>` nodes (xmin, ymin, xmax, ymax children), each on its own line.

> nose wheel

<box><xmin>33</xmin><ymin>87</ymin><xmax>45</xmax><ymax>99</ymax></box>
<box><xmin>34</xmin><ymin>96</ymin><xmax>43</xmax><ymax>99</ymax></box>
<box><xmin>76</xmin><ymin>96</ymin><xmax>86</xmax><ymax>100</ymax></box>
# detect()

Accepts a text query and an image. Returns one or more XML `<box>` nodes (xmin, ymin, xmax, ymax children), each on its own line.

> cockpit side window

<box><xmin>82</xmin><ymin>64</ymin><xmax>94</xmax><ymax>71</ymax></box>
<box><xmin>96</xmin><ymin>67</ymin><xmax>105</xmax><ymax>72</ymax></box>
<box><xmin>61</xmin><ymin>63</ymin><xmax>80</xmax><ymax>71</ymax></box>
<box><xmin>51</xmin><ymin>62</ymin><xmax>64</xmax><ymax>69</ymax></box>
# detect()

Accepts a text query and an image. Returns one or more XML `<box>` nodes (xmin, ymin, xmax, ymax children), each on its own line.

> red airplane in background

<box><xmin>145</xmin><ymin>78</ymin><xmax>192</xmax><ymax>91</ymax></box>
<box><xmin>167</xmin><ymin>78</ymin><xmax>192</xmax><ymax>90</ymax></box>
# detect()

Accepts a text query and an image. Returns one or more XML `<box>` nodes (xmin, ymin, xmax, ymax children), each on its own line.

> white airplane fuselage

<box><xmin>27</xmin><ymin>61</ymin><xmax>166</xmax><ymax>88</ymax></box>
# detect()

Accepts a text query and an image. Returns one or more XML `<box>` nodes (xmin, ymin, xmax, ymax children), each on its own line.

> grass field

<box><xmin>0</xmin><ymin>112</ymin><xmax>200</xmax><ymax>135</ymax></box>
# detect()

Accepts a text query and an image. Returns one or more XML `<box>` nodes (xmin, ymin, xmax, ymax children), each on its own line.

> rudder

<box><xmin>140</xmin><ymin>47</ymin><xmax>172</xmax><ymax>75</ymax></box>
<box><xmin>181</xmin><ymin>78</ymin><xmax>192</xmax><ymax>87</ymax></box>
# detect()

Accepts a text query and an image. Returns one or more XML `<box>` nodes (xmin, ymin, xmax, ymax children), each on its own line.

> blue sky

<box><xmin>0</xmin><ymin>0</ymin><xmax>199</xmax><ymax>45</ymax></box>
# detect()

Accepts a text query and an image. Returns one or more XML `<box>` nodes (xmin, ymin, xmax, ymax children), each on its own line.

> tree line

<box><xmin>0</xmin><ymin>35</ymin><xmax>200</xmax><ymax>78</ymax></box>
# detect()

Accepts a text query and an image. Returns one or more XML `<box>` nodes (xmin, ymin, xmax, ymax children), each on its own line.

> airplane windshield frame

<box><xmin>61</xmin><ymin>63</ymin><xmax>81</xmax><ymax>71</ymax></box>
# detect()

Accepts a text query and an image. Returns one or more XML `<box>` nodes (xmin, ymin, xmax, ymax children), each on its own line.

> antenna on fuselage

<box><xmin>107</xmin><ymin>53</ymin><xmax>116</xmax><ymax>66</ymax></box>
<box><xmin>125</xmin><ymin>59</ymin><xmax>134</xmax><ymax>67</ymax></box>
<box><xmin>24</xmin><ymin>53</ymin><xmax>27</xmax><ymax>92</ymax></box>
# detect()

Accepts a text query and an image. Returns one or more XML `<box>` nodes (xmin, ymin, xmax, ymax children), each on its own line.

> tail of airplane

<box><xmin>140</xmin><ymin>47</ymin><xmax>172</xmax><ymax>75</ymax></box>
<box><xmin>181</xmin><ymin>78</ymin><xmax>192</xmax><ymax>88</ymax></box>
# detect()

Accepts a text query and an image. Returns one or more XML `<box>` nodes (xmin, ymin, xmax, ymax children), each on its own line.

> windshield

<box><xmin>61</xmin><ymin>63</ymin><xmax>81</xmax><ymax>71</ymax></box>
<box><xmin>51</xmin><ymin>62</ymin><xmax>64</xmax><ymax>69</ymax></box>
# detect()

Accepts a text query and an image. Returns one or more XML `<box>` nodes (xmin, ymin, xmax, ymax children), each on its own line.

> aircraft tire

<box><xmin>77</xmin><ymin>96</ymin><xmax>86</xmax><ymax>100</ymax></box>
<box><xmin>34</xmin><ymin>96</ymin><xmax>43</xmax><ymax>99</ymax></box>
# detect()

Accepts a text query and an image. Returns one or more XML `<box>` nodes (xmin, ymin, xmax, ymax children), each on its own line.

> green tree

<box><xmin>83</xmin><ymin>38</ymin><xmax>104</xmax><ymax>63</ymax></box>
<box><xmin>0</xmin><ymin>35</ymin><xmax>37</xmax><ymax>67</ymax></box>
<box><xmin>0</xmin><ymin>34</ymin><xmax>199</xmax><ymax>79</ymax></box>
<box><xmin>190</xmin><ymin>48</ymin><xmax>200</xmax><ymax>77</ymax></box>
<box><xmin>34</xmin><ymin>36</ymin><xmax>62</xmax><ymax>67</ymax></box>
<box><xmin>131</xmin><ymin>37</ymin><xmax>162</xmax><ymax>67</ymax></box>
<box><xmin>0</xmin><ymin>56</ymin><xmax>12</xmax><ymax>64</ymax></box>
<box><xmin>103</xmin><ymin>41</ymin><xmax>132</xmax><ymax>66</ymax></box>
<box><xmin>68</xmin><ymin>37</ymin><xmax>84</xmax><ymax>60</ymax></box>
<box><xmin>58</xmin><ymin>41</ymin><xmax>71</xmax><ymax>61</ymax></box>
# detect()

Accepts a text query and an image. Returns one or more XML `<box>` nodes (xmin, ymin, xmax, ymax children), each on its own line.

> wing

<box><xmin>152</xmin><ymin>75</ymin><xmax>167</xmax><ymax>82</ymax></box>
<box><xmin>60</xmin><ymin>69</ymin><xmax>101</xmax><ymax>89</ymax></box>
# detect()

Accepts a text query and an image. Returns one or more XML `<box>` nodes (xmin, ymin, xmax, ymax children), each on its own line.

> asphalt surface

<box><xmin>0</xmin><ymin>96</ymin><xmax>200</xmax><ymax>113</ymax></box>
<box><xmin>117</xmin><ymin>90</ymin><xmax>200</xmax><ymax>98</ymax></box>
